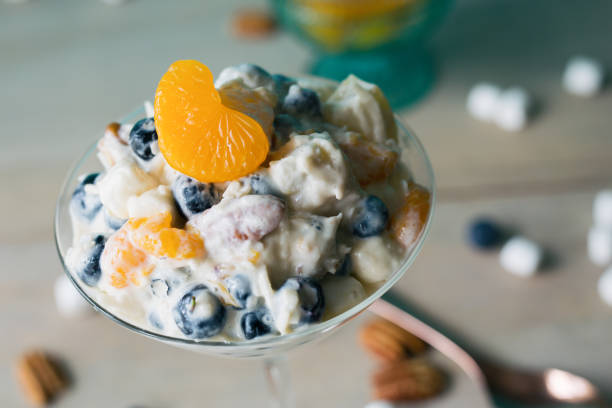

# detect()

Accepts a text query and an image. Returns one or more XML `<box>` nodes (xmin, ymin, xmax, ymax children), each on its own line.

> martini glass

<box><xmin>54</xmin><ymin>106</ymin><xmax>435</xmax><ymax>407</ymax></box>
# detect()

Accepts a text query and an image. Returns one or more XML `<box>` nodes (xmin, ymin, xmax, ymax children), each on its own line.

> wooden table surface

<box><xmin>1</xmin><ymin>0</ymin><xmax>611</xmax><ymax>407</ymax></box>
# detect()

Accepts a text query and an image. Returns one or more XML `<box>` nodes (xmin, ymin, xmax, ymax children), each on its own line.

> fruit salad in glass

<box><xmin>59</xmin><ymin>61</ymin><xmax>433</xmax><ymax>344</ymax></box>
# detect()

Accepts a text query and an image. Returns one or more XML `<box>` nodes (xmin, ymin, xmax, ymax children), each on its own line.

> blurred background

<box><xmin>2</xmin><ymin>0</ymin><xmax>612</xmax><ymax>407</ymax></box>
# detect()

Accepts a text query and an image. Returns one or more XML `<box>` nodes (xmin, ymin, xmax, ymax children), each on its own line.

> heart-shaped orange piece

<box><xmin>154</xmin><ymin>60</ymin><xmax>270</xmax><ymax>183</ymax></box>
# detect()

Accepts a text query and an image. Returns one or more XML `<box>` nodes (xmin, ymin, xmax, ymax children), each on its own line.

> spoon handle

<box><xmin>370</xmin><ymin>298</ymin><xmax>492</xmax><ymax>401</ymax></box>
<box><xmin>373</xmin><ymin>295</ymin><xmax>612</xmax><ymax>407</ymax></box>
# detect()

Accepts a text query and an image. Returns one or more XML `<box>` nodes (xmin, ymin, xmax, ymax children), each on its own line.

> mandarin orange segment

<box><xmin>102</xmin><ymin>227</ymin><xmax>153</xmax><ymax>289</ymax></box>
<box><xmin>154</xmin><ymin>60</ymin><xmax>270</xmax><ymax>183</ymax></box>
<box><xmin>128</xmin><ymin>212</ymin><xmax>205</xmax><ymax>260</ymax></box>
<box><xmin>338</xmin><ymin>134</ymin><xmax>398</xmax><ymax>186</ymax></box>
<box><xmin>390</xmin><ymin>184</ymin><xmax>431</xmax><ymax>248</ymax></box>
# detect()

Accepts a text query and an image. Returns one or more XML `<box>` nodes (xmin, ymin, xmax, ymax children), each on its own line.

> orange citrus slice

<box><xmin>154</xmin><ymin>60</ymin><xmax>270</xmax><ymax>183</ymax></box>
<box><xmin>127</xmin><ymin>212</ymin><xmax>204</xmax><ymax>260</ymax></box>
<box><xmin>102</xmin><ymin>226</ymin><xmax>153</xmax><ymax>289</ymax></box>
<box><xmin>338</xmin><ymin>133</ymin><xmax>398</xmax><ymax>187</ymax></box>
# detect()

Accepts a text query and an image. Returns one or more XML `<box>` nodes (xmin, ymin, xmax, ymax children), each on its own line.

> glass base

<box><xmin>310</xmin><ymin>46</ymin><xmax>435</xmax><ymax>110</ymax></box>
<box><xmin>264</xmin><ymin>355</ymin><xmax>294</xmax><ymax>408</ymax></box>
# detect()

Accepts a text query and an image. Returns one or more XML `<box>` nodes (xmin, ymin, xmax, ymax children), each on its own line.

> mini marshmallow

<box><xmin>493</xmin><ymin>87</ymin><xmax>532</xmax><ymax>132</ymax></box>
<box><xmin>563</xmin><ymin>56</ymin><xmax>605</xmax><ymax>97</ymax></box>
<box><xmin>144</xmin><ymin>100</ymin><xmax>155</xmax><ymax>118</ymax></box>
<box><xmin>54</xmin><ymin>274</ymin><xmax>92</xmax><ymax>318</ymax></box>
<box><xmin>466</xmin><ymin>83</ymin><xmax>501</xmax><ymax>122</ymax></box>
<box><xmin>598</xmin><ymin>266</ymin><xmax>612</xmax><ymax>307</ymax></box>
<box><xmin>588</xmin><ymin>226</ymin><xmax>612</xmax><ymax>266</ymax></box>
<box><xmin>593</xmin><ymin>190</ymin><xmax>612</xmax><ymax>228</ymax></box>
<box><xmin>499</xmin><ymin>236</ymin><xmax>542</xmax><ymax>277</ymax></box>
<box><xmin>364</xmin><ymin>401</ymin><xmax>395</xmax><ymax>408</ymax></box>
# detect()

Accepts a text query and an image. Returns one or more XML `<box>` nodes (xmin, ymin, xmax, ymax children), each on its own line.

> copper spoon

<box><xmin>371</xmin><ymin>295</ymin><xmax>610</xmax><ymax>407</ymax></box>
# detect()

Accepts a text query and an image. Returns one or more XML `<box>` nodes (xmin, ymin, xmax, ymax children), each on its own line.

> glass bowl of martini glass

<box><xmin>55</xmin><ymin>91</ymin><xmax>435</xmax><ymax>406</ymax></box>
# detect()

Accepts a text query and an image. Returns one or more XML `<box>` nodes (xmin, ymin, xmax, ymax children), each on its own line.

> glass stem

<box><xmin>263</xmin><ymin>354</ymin><xmax>294</xmax><ymax>408</ymax></box>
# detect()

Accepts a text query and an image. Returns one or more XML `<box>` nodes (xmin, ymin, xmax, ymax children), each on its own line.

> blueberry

<box><xmin>352</xmin><ymin>195</ymin><xmax>389</xmax><ymax>238</ymax></box>
<box><xmin>104</xmin><ymin>209</ymin><xmax>125</xmax><ymax>230</ymax></box>
<box><xmin>240</xmin><ymin>308</ymin><xmax>273</xmax><ymax>340</ymax></box>
<box><xmin>249</xmin><ymin>174</ymin><xmax>279</xmax><ymax>196</ymax></box>
<box><xmin>173</xmin><ymin>284</ymin><xmax>226</xmax><ymax>339</ymax></box>
<box><xmin>70</xmin><ymin>172</ymin><xmax>102</xmax><ymax>221</ymax></box>
<box><xmin>273</xmin><ymin>114</ymin><xmax>302</xmax><ymax>142</ymax></box>
<box><xmin>75</xmin><ymin>235</ymin><xmax>106</xmax><ymax>286</ymax></box>
<box><xmin>224</xmin><ymin>275</ymin><xmax>251</xmax><ymax>309</ymax></box>
<box><xmin>284</xmin><ymin>277</ymin><xmax>325</xmax><ymax>323</ymax></box>
<box><xmin>468</xmin><ymin>218</ymin><xmax>503</xmax><ymax>249</ymax></box>
<box><xmin>129</xmin><ymin>118</ymin><xmax>158</xmax><ymax>161</ymax></box>
<box><xmin>172</xmin><ymin>175</ymin><xmax>219</xmax><ymax>218</ymax></box>
<box><xmin>81</xmin><ymin>173</ymin><xmax>99</xmax><ymax>185</ymax></box>
<box><xmin>272</xmin><ymin>74</ymin><xmax>296</xmax><ymax>100</ymax></box>
<box><xmin>282</xmin><ymin>84</ymin><xmax>322</xmax><ymax>118</ymax></box>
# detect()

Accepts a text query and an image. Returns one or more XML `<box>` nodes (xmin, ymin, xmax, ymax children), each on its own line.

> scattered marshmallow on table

<box><xmin>588</xmin><ymin>226</ymin><xmax>612</xmax><ymax>266</ymax></box>
<box><xmin>598</xmin><ymin>266</ymin><xmax>612</xmax><ymax>306</ymax></box>
<box><xmin>593</xmin><ymin>190</ymin><xmax>612</xmax><ymax>228</ymax></box>
<box><xmin>499</xmin><ymin>236</ymin><xmax>542</xmax><ymax>277</ymax></box>
<box><xmin>563</xmin><ymin>56</ymin><xmax>605</xmax><ymax>97</ymax></box>
<box><xmin>493</xmin><ymin>87</ymin><xmax>532</xmax><ymax>132</ymax></box>
<box><xmin>466</xmin><ymin>82</ymin><xmax>501</xmax><ymax>122</ymax></box>
<box><xmin>54</xmin><ymin>274</ymin><xmax>92</xmax><ymax>318</ymax></box>
<box><xmin>467</xmin><ymin>83</ymin><xmax>532</xmax><ymax>132</ymax></box>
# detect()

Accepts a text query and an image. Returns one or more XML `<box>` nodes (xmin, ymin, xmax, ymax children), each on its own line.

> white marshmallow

<box><xmin>54</xmin><ymin>274</ymin><xmax>92</xmax><ymax>318</ymax></box>
<box><xmin>593</xmin><ymin>190</ymin><xmax>612</xmax><ymax>228</ymax></box>
<box><xmin>563</xmin><ymin>56</ymin><xmax>605</xmax><ymax>97</ymax></box>
<box><xmin>144</xmin><ymin>100</ymin><xmax>155</xmax><ymax>118</ymax></box>
<box><xmin>117</xmin><ymin>123</ymin><xmax>132</xmax><ymax>144</ymax></box>
<box><xmin>98</xmin><ymin>159</ymin><xmax>159</xmax><ymax>219</ymax></box>
<box><xmin>127</xmin><ymin>185</ymin><xmax>178</xmax><ymax>220</ymax></box>
<box><xmin>466</xmin><ymin>83</ymin><xmax>501</xmax><ymax>122</ymax></box>
<box><xmin>499</xmin><ymin>236</ymin><xmax>542</xmax><ymax>277</ymax></box>
<box><xmin>588</xmin><ymin>225</ymin><xmax>612</xmax><ymax>266</ymax></box>
<box><xmin>364</xmin><ymin>401</ymin><xmax>395</xmax><ymax>408</ymax></box>
<box><xmin>598</xmin><ymin>266</ymin><xmax>612</xmax><ymax>306</ymax></box>
<box><xmin>493</xmin><ymin>87</ymin><xmax>531</xmax><ymax>132</ymax></box>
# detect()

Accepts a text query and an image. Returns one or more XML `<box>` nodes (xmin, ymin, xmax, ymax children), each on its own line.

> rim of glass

<box><xmin>54</xmin><ymin>114</ymin><xmax>436</xmax><ymax>349</ymax></box>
